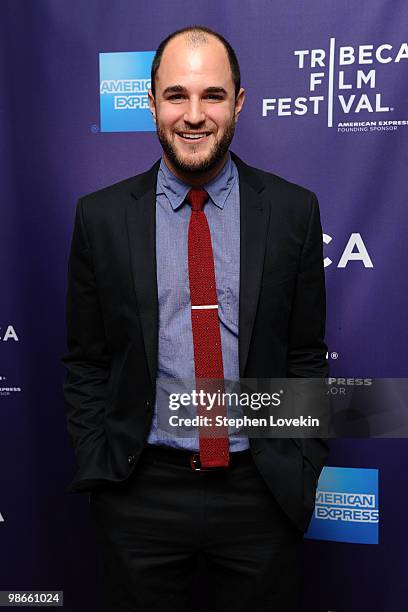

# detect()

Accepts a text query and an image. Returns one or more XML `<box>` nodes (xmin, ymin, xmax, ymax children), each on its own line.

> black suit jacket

<box><xmin>62</xmin><ymin>152</ymin><xmax>329</xmax><ymax>532</ymax></box>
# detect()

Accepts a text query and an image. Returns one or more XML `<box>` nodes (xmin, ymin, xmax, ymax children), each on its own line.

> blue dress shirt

<box><xmin>147</xmin><ymin>153</ymin><xmax>249</xmax><ymax>451</ymax></box>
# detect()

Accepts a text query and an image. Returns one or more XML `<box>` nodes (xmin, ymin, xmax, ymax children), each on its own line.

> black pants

<box><xmin>90</xmin><ymin>445</ymin><xmax>303</xmax><ymax>612</ymax></box>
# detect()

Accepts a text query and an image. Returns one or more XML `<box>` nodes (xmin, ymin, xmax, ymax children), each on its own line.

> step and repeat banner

<box><xmin>1</xmin><ymin>1</ymin><xmax>407</xmax><ymax>611</ymax></box>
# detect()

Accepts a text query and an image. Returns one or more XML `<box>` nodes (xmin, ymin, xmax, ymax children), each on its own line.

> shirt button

<box><xmin>127</xmin><ymin>454</ymin><xmax>135</xmax><ymax>464</ymax></box>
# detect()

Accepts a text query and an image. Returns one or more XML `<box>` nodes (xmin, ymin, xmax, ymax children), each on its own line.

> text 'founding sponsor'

<box><xmin>262</xmin><ymin>41</ymin><xmax>408</xmax><ymax>128</ymax></box>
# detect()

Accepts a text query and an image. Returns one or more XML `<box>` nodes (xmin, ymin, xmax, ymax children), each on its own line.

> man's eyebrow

<box><xmin>162</xmin><ymin>85</ymin><xmax>186</xmax><ymax>96</ymax></box>
<box><xmin>203</xmin><ymin>87</ymin><xmax>228</xmax><ymax>95</ymax></box>
<box><xmin>162</xmin><ymin>85</ymin><xmax>228</xmax><ymax>96</ymax></box>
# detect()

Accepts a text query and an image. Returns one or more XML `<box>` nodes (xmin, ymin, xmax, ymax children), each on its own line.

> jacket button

<box><xmin>146</xmin><ymin>399</ymin><xmax>152</xmax><ymax>410</ymax></box>
<box><xmin>127</xmin><ymin>454</ymin><xmax>135</xmax><ymax>464</ymax></box>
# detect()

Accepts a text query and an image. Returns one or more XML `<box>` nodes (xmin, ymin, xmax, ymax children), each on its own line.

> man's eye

<box><xmin>167</xmin><ymin>94</ymin><xmax>223</xmax><ymax>101</ymax></box>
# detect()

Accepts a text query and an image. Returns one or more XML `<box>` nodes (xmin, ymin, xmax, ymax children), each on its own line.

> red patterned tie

<box><xmin>186</xmin><ymin>188</ymin><xmax>229</xmax><ymax>468</ymax></box>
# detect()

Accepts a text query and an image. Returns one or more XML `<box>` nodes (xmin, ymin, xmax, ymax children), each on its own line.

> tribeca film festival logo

<box><xmin>99</xmin><ymin>51</ymin><xmax>156</xmax><ymax>132</ymax></box>
<box><xmin>262</xmin><ymin>40</ymin><xmax>408</xmax><ymax>133</ymax></box>
<box><xmin>305</xmin><ymin>466</ymin><xmax>379</xmax><ymax>544</ymax></box>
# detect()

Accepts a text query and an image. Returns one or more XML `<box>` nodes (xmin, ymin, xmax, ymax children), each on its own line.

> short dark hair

<box><xmin>150</xmin><ymin>25</ymin><xmax>241</xmax><ymax>98</ymax></box>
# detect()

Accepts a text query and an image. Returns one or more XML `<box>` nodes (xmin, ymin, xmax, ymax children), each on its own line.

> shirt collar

<box><xmin>157</xmin><ymin>153</ymin><xmax>235</xmax><ymax>211</ymax></box>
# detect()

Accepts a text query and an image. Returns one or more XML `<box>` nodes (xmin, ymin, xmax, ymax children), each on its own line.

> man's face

<box><xmin>148</xmin><ymin>34</ymin><xmax>245</xmax><ymax>176</ymax></box>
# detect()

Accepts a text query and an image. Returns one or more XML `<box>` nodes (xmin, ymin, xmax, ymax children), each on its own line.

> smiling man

<box><xmin>150</xmin><ymin>29</ymin><xmax>244</xmax><ymax>185</ymax></box>
<box><xmin>63</xmin><ymin>25</ymin><xmax>328</xmax><ymax>612</ymax></box>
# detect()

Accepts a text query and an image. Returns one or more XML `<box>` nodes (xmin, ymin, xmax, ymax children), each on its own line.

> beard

<box><xmin>156</xmin><ymin>118</ymin><xmax>236</xmax><ymax>175</ymax></box>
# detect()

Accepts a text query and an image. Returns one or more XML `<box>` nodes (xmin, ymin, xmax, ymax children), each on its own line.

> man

<box><xmin>63</xmin><ymin>25</ymin><xmax>328</xmax><ymax>612</ymax></box>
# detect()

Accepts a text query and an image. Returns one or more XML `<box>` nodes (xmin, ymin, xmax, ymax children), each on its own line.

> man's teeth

<box><xmin>180</xmin><ymin>133</ymin><xmax>208</xmax><ymax>140</ymax></box>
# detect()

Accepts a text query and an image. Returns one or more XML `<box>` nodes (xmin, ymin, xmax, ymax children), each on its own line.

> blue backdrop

<box><xmin>1</xmin><ymin>1</ymin><xmax>407</xmax><ymax>610</ymax></box>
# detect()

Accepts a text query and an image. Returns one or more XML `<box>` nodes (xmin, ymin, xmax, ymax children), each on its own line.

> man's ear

<box><xmin>148</xmin><ymin>89</ymin><xmax>157</xmax><ymax>124</ymax></box>
<box><xmin>234</xmin><ymin>87</ymin><xmax>245</xmax><ymax>123</ymax></box>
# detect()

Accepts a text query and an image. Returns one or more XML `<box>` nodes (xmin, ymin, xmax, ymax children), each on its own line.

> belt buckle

<box><xmin>190</xmin><ymin>453</ymin><xmax>206</xmax><ymax>471</ymax></box>
<box><xmin>190</xmin><ymin>453</ymin><xmax>228</xmax><ymax>472</ymax></box>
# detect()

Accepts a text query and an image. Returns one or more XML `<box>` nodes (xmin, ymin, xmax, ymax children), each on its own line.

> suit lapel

<box><xmin>126</xmin><ymin>161</ymin><xmax>160</xmax><ymax>388</ymax></box>
<box><xmin>232</xmin><ymin>153</ymin><xmax>271</xmax><ymax>376</ymax></box>
<box><xmin>126</xmin><ymin>154</ymin><xmax>271</xmax><ymax>384</ymax></box>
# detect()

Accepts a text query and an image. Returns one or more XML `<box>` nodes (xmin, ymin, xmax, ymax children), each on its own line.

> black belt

<box><xmin>142</xmin><ymin>444</ymin><xmax>252</xmax><ymax>471</ymax></box>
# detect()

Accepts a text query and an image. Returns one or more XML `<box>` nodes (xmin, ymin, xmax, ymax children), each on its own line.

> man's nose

<box><xmin>183</xmin><ymin>98</ymin><xmax>205</xmax><ymax>125</ymax></box>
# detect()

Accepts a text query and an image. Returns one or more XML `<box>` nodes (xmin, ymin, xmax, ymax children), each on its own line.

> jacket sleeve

<box><xmin>62</xmin><ymin>199</ymin><xmax>111</xmax><ymax>468</ymax></box>
<box><xmin>287</xmin><ymin>191</ymin><xmax>329</xmax><ymax>473</ymax></box>
<box><xmin>287</xmin><ymin>191</ymin><xmax>328</xmax><ymax>379</ymax></box>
